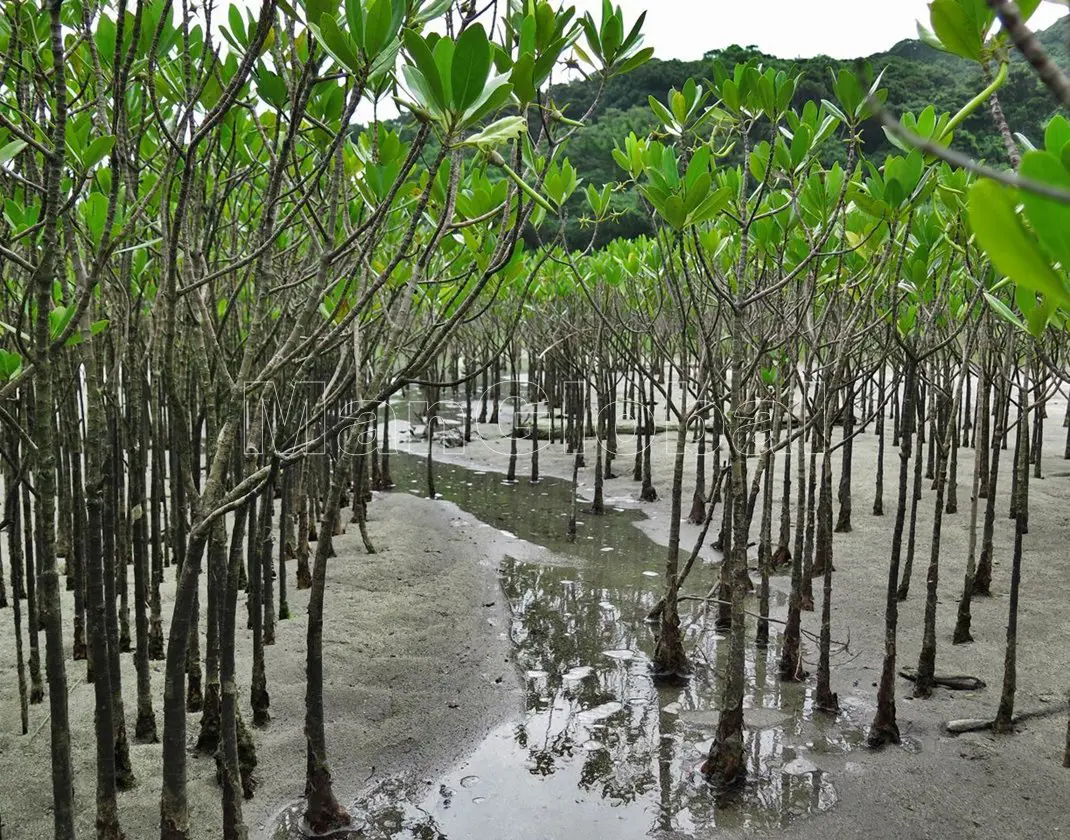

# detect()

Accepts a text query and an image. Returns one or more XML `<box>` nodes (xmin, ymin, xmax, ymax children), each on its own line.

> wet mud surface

<box><xmin>288</xmin><ymin>453</ymin><xmax>887</xmax><ymax>839</ymax></box>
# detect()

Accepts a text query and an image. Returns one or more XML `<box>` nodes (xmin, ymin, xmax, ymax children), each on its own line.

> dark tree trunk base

<box><xmin>95</xmin><ymin>807</ymin><xmax>123</xmax><ymax>840</ymax></box>
<box><xmin>187</xmin><ymin>670</ymin><xmax>203</xmax><ymax>713</ymax></box>
<box><xmin>296</xmin><ymin>556</ymin><xmax>312</xmax><ymax>590</ymax></box>
<box><xmin>651</xmin><ymin>615</ymin><xmax>691</xmax><ymax>683</ymax></box>
<box><xmin>115</xmin><ymin>727</ymin><xmax>136</xmax><ymax>791</ymax></box>
<box><xmin>252</xmin><ymin>687</ymin><xmax>271</xmax><ymax>728</ymax></box>
<box><xmin>702</xmin><ymin>721</ymin><xmax>746</xmax><ymax>788</ymax></box>
<box><xmin>952</xmin><ymin>622</ymin><xmax>973</xmax><ymax>645</ymax></box>
<box><xmin>238</xmin><ymin>710</ymin><xmax>258</xmax><ymax>799</ymax></box>
<box><xmin>197</xmin><ymin>684</ymin><xmax>222</xmax><ymax>754</ymax></box>
<box><xmin>161</xmin><ymin>819</ymin><xmax>187</xmax><ymax>840</ymax></box>
<box><xmin>771</xmin><ymin>545</ymin><xmax>790</xmax><ymax>570</ymax></box>
<box><xmin>304</xmin><ymin>765</ymin><xmax>351</xmax><ymax>835</ymax></box>
<box><xmin>135</xmin><ymin>707</ymin><xmax>159</xmax><ymax>744</ymax></box>
<box><xmin>149</xmin><ymin>620</ymin><xmax>165</xmax><ymax>660</ymax></box>
<box><xmin>867</xmin><ymin>716</ymin><xmax>901</xmax><ymax>748</ymax></box>
<box><xmin>687</xmin><ymin>494</ymin><xmax>706</xmax><ymax>525</ymax></box>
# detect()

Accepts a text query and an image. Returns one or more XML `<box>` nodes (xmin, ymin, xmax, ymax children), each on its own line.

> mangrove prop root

<box><xmin>945</xmin><ymin>705</ymin><xmax>1066</xmax><ymax>734</ymax></box>
<box><xmin>898</xmin><ymin>667</ymin><xmax>986</xmax><ymax>691</ymax></box>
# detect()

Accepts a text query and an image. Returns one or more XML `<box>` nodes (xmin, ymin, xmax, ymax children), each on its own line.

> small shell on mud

<box><xmin>782</xmin><ymin>757</ymin><xmax>820</xmax><ymax>776</ymax></box>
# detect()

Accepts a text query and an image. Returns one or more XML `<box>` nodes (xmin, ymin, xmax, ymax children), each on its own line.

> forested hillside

<box><xmin>554</xmin><ymin>17</ymin><xmax>1070</xmax><ymax>245</ymax></box>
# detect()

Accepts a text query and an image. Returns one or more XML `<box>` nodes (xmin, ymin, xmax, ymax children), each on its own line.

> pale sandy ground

<box><xmin>399</xmin><ymin>384</ymin><xmax>1070</xmax><ymax>840</ymax></box>
<box><xmin>0</xmin><ymin>491</ymin><xmax>524</xmax><ymax>839</ymax></box>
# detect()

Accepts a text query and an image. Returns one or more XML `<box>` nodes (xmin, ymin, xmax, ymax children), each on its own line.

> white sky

<box><xmin>566</xmin><ymin>0</ymin><xmax>1066</xmax><ymax>60</ymax></box>
<box><xmin>249</xmin><ymin>0</ymin><xmax>1066</xmax><ymax>122</ymax></box>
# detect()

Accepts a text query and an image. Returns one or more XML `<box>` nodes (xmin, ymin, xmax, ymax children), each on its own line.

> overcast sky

<box><xmin>335</xmin><ymin>0</ymin><xmax>1065</xmax><ymax>121</ymax></box>
<box><xmin>566</xmin><ymin>0</ymin><xmax>1066</xmax><ymax>60</ymax></box>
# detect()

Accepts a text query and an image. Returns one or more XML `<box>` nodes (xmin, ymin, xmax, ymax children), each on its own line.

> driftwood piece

<box><xmin>898</xmin><ymin>667</ymin><xmax>986</xmax><ymax>691</ymax></box>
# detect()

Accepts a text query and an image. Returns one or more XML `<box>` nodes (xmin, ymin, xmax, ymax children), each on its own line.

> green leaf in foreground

<box><xmin>968</xmin><ymin>179</ymin><xmax>1070</xmax><ymax>309</ymax></box>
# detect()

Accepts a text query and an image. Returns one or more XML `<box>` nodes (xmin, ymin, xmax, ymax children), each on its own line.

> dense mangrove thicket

<box><xmin>1</xmin><ymin>0</ymin><xmax>1070</xmax><ymax>837</ymax></box>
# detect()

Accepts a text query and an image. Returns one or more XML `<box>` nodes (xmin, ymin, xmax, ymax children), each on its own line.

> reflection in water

<box><xmin>295</xmin><ymin>451</ymin><xmax>871</xmax><ymax>839</ymax></box>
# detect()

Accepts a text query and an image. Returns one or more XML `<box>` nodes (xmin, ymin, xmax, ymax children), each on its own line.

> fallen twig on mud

<box><xmin>679</xmin><ymin>589</ymin><xmax>851</xmax><ymax>652</ymax></box>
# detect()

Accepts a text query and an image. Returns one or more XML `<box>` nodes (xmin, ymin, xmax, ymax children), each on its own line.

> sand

<box><xmin>0</xmin><ymin>491</ymin><xmax>522</xmax><ymax>839</ymax></box>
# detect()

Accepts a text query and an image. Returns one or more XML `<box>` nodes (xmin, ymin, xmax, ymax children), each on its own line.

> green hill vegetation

<box><xmin>552</xmin><ymin>17</ymin><xmax>1070</xmax><ymax>244</ymax></box>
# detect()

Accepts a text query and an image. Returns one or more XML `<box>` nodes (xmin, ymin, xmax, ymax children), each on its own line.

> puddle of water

<box><xmin>278</xmin><ymin>447</ymin><xmax>880</xmax><ymax>838</ymax></box>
